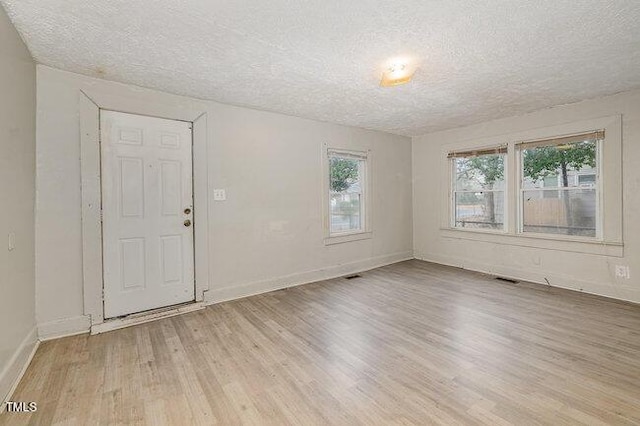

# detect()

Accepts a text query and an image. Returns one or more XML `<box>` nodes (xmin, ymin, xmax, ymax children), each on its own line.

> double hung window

<box><xmin>449</xmin><ymin>130</ymin><xmax>603</xmax><ymax>240</ymax></box>
<box><xmin>328</xmin><ymin>150</ymin><xmax>367</xmax><ymax>236</ymax></box>
<box><xmin>450</xmin><ymin>147</ymin><xmax>506</xmax><ymax>231</ymax></box>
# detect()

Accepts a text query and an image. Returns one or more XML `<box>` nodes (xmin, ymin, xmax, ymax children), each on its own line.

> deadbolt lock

<box><xmin>184</xmin><ymin>208</ymin><xmax>192</xmax><ymax>215</ymax></box>
<box><xmin>184</xmin><ymin>219</ymin><xmax>192</xmax><ymax>227</ymax></box>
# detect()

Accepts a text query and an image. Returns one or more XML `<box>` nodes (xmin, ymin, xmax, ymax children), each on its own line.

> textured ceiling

<box><xmin>3</xmin><ymin>0</ymin><xmax>640</xmax><ymax>136</ymax></box>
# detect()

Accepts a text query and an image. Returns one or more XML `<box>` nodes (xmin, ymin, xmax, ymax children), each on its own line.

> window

<box><xmin>443</xmin><ymin>118</ymin><xmax>622</xmax><ymax>255</ymax></box>
<box><xmin>518</xmin><ymin>131</ymin><xmax>602</xmax><ymax>238</ymax></box>
<box><xmin>328</xmin><ymin>150</ymin><xmax>367</xmax><ymax>235</ymax></box>
<box><xmin>450</xmin><ymin>147</ymin><xmax>506</xmax><ymax>230</ymax></box>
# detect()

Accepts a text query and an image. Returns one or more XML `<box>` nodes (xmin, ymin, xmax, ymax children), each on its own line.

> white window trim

<box><xmin>323</xmin><ymin>145</ymin><xmax>372</xmax><ymax>245</ymax></box>
<box><xmin>440</xmin><ymin>115</ymin><xmax>623</xmax><ymax>256</ymax></box>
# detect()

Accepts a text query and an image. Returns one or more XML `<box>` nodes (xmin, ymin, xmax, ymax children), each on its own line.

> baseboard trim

<box><xmin>0</xmin><ymin>327</ymin><xmax>39</xmax><ymax>411</ymax></box>
<box><xmin>206</xmin><ymin>251</ymin><xmax>414</xmax><ymax>304</ymax></box>
<box><xmin>415</xmin><ymin>252</ymin><xmax>640</xmax><ymax>303</ymax></box>
<box><xmin>37</xmin><ymin>315</ymin><xmax>91</xmax><ymax>341</ymax></box>
<box><xmin>35</xmin><ymin>252</ymin><xmax>414</xmax><ymax>341</ymax></box>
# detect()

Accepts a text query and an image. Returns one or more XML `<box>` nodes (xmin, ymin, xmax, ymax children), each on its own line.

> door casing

<box><xmin>79</xmin><ymin>89</ymin><xmax>210</xmax><ymax>327</ymax></box>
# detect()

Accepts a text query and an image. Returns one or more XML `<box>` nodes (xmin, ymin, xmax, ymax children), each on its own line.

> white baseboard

<box><xmin>415</xmin><ymin>252</ymin><xmax>640</xmax><ymax>304</ymax></box>
<box><xmin>0</xmin><ymin>327</ymin><xmax>39</xmax><ymax>410</ymax></box>
<box><xmin>34</xmin><ymin>252</ymin><xmax>413</xmax><ymax>341</ymax></box>
<box><xmin>206</xmin><ymin>251</ymin><xmax>414</xmax><ymax>304</ymax></box>
<box><xmin>37</xmin><ymin>315</ymin><xmax>91</xmax><ymax>341</ymax></box>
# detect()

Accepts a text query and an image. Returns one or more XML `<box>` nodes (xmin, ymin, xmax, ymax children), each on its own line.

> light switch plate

<box><xmin>8</xmin><ymin>232</ymin><xmax>15</xmax><ymax>251</ymax></box>
<box><xmin>213</xmin><ymin>189</ymin><xmax>226</xmax><ymax>201</ymax></box>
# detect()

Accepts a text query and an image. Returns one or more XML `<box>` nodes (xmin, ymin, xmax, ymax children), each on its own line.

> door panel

<box><xmin>120</xmin><ymin>238</ymin><xmax>146</xmax><ymax>289</ymax></box>
<box><xmin>101</xmin><ymin>110</ymin><xmax>195</xmax><ymax>318</ymax></box>
<box><xmin>160</xmin><ymin>235</ymin><xmax>183</xmax><ymax>285</ymax></box>
<box><xmin>119</xmin><ymin>157</ymin><xmax>145</xmax><ymax>217</ymax></box>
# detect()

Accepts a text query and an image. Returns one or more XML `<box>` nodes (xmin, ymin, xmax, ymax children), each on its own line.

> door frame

<box><xmin>79</xmin><ymin>89</ymin><xmax>210</xmax><ymax>326</ymax></box>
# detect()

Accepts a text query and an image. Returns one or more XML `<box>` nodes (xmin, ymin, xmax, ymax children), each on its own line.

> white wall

<box><xmin>0</xmin><ymin>5</ymin><xmax>37</xmax><ymax>404</ymax></box>
<box><xmin>413</xmin><ymin>89</ymin><xmax>640</xmax><ymax>303</ymax></box>
<box><xmin>35</xmin><ymin>66</ymin><xmax>413</xmax><ymax>334</ymax></box>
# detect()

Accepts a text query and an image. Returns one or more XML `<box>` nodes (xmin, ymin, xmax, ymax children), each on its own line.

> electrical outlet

<box><xmin>615</xmin><ymin>265</ymin><xmax>630</xmax><ymax>279</ymax></box>
<box><xmin>213</xmin><ymin>189</ymin><xmax>226</xmax><ymax>201</ymax></box>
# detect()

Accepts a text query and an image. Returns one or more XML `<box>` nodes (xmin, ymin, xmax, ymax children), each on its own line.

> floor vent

<box><xmin>495</xmin><ymin>276</ymin><xmax>519</xmax><ymax>284</ymax></box>
<box><xmin>345</xmin><ymin>274</ymin><xmax>362</xmax><ymax>280</ymax></box>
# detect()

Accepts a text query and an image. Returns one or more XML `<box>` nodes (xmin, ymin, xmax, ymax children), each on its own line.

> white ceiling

<box><xmin>3</xmin><ymin>0</ymin><xmax>640</xmax><ymax>136</ymax></box>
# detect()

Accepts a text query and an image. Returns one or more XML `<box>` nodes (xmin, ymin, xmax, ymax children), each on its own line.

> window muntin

<box><xmin>328</xmin><ymin>151</ymin><xmax>366</xmax><ymax>235</ymax></box>
<box><xmin>451</xmin><ymin>151</ymin><xmax>506</xmax><ymax>230</ymax></box>
<box><xmin>519</xmin><ymin>134</ymin><xmax>600</xmax><ymax>238</ymax></box>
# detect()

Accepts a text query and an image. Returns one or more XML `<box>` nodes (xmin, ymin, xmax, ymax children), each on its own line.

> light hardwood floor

<box><xmin>3</xmin><ymin>260</ymin><xmax>640</xmax><ymax>425</ymax></box>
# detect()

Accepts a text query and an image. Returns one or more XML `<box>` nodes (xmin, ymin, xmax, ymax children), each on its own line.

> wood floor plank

<box><xmin>2</xmin><ymin>260</ymin><xmax>640</xmax><ymax>425</ymax></box>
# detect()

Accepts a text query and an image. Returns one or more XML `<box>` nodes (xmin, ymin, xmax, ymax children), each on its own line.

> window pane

<box><xmin>330</xmin><ymin>193</ymin><xmax>361</xmax><ymax>232</ymax></box>
<box><xmin>454</xmin><ymin>154</ymin><xmax>505</xmax><ymax>191</ymax></box>
<box><xmin>521</xmin><ymin>136</ymin><xmax>598</xmax><ymax>237</ymax></box>
<box><xmin>455</xmin><ymin>191</ymin><xmax>504</xmax><ymax>230</ymax></box>
<box><xmin>522</xmin><ymin>189</ymin><xmax>596</xmax><ymax>237</ymax></box>
<box><xmin>522</xmin><ymin>139</ymin><xmax>597</xmax><ymax>189</ymax></box>
<box><xmin>329</xmin><ymin>156</ymin><xmax>363</xmax><ymax>234</ymax></box>
<box><xmin>452</xmin><ymin>152</ymin><xmax>505</xmax><ymax>231</ymax></box>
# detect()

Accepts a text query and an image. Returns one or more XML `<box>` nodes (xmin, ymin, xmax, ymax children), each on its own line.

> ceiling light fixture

<box><xmin>380</xmin><ymin>61</ymin><xmax>416</xmax><ymax>87</ymax></box>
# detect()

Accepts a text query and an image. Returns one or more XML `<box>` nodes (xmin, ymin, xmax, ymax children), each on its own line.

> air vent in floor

<box><xmin>345</xmin><ymin>274</ymin><xmax>362</xmax><ymax>280</ymax></box>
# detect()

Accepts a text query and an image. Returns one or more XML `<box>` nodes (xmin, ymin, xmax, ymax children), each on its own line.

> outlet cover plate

<box><xmin>615</xmin><ymin>265</ymin><xmax>630</xmax><ymax>279</ymax></box>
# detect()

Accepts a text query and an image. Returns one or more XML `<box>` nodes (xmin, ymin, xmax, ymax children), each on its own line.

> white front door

<box><xmin>101</xmin><ymin>110</ymin><xmax>195</xmax><ymax>318</ymax></box>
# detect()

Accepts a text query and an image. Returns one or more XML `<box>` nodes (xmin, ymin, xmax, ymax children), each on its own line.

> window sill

<box><xmin>440</xmin><ymin>227</ymin><xmax>623</xmax><ymax>257</ymax></box>
<box><xmin>324</xmin><ymin>231</ymin><xmax>373</xmax><ymax>246</ymax></box>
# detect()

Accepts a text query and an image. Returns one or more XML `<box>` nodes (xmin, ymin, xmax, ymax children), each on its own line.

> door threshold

<box><xmin>91</xmin><ymin>301</ymin><xmax>206</xmax><ymax>335</ymax></box>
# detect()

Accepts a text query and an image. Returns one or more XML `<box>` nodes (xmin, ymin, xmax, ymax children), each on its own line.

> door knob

<box><xmin>184</xmin><ymin>219</ymin><xmax>192</xmax><ymax>227</ymax></box>
<box><xmin>184</xmin><ymin>208</ymin><xmax>191</xmax><ymax>215</ymax></box>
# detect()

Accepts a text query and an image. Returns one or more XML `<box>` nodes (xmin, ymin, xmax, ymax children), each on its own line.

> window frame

<box><xmin>515</xmin><ymin>133</ymin><xmax>603</xmax><ymax>241</ymax></box>
<box><xmin>324</xmin><ymin>147</ymin><xmax>372</xmax><ymax>245</ymax></box>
